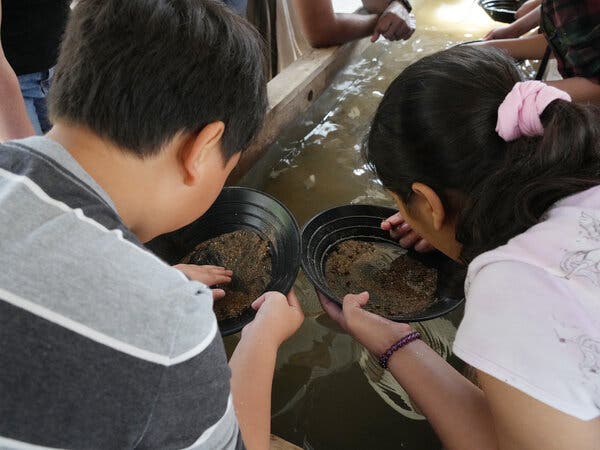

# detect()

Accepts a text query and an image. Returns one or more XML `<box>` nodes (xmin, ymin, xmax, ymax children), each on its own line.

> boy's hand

<box><xmin>318</xmin><ymin>291</ymin><xmax>413</xmax><ymax>356</ymax></box>
<box><xmin>242</xmin><ymin>290</ymin><xmax>304</xmax><ymax>347</ymax></box>
<box><xmin>371</xmin><ymin>1</ymin><xmax>416</xmax><ymax>42</ymax></box>
<box><xmin>381</xmin><ymin>212</ymin><xmax>434</xmax><ymax>252</ymax></box>
<box><xmin>174</xmin><ymin>264</ymin><xmax>232</xmax><ymax>300</ymax></box>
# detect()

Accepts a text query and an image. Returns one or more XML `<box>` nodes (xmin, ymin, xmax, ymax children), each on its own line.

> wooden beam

<box><xmin>270</xmin><ymin>434</ymin><xmax>303</xmax><ymax>450</ymax></box>
<box><xmin>229</xmin><ymin>37</ymin><xmax>371</xmax><ymax>182</ymax></box>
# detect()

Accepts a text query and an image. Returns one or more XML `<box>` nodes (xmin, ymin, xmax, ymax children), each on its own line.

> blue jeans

<box><xmin>18</xmin><ymin>68</ymin><xmax>54</xmax><ymax>135</ymax></box>
<box><xmin>222</xmin><ymin>0</ymin><xmax>247</xmax><ymax>15</ymax></box>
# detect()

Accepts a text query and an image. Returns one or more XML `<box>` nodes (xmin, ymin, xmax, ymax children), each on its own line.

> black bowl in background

<box><xmin>478</xmin><ymin>0</ymin><xmax>525</xmax><ymax>23</ymax></box>
<box><xmin>301</xmin><ymin>204</ymin><xmax>465</xmax><ymax>323</ymax></box>
<box><xmin>147</xmin><ymin>187</ymin><xmax>301</xmax><ymax>336</ymax></box>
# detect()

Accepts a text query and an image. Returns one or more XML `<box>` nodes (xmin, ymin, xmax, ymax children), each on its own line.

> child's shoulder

<box><xmin>0</xmin><ymin>136</ymin><xmax>218</xmax><ymax>363</ymax></box>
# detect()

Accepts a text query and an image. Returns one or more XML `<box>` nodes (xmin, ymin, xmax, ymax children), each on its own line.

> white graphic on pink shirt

<box><xmin>553</xmin><ymin>319</ymin><xmax>600</xmax><ymax>409</ymax></box>
<box><xmin>560</xmin><ymin>248</ymin><xmax>600</xmax><ymax>286</ymax></box>
<box><xmin>579</xmin><ymin>212</ymin><xmax>600</xmax><ymax>242</ymax></box>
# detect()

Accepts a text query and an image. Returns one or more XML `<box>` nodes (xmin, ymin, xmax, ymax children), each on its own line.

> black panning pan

<box><xmin>478</xmin><ymin>0</ymin><xmax>526</xmax><ymax>23</ymax></box>
<box><xmin>301</xmin><ymin>204</ymin><xmax>465</xmax><ymax>323</ymax></box>
<box><xmin>147</xmin><ymin>187</ymin><xmax>301</xmax><ymax>336</ymax></box>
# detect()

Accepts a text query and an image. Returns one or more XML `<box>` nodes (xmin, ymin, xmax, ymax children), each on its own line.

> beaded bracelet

<box><xmin>378</xmin><ymin>331</ymin><xmax>421</xmax><ymax>369</ymax></box>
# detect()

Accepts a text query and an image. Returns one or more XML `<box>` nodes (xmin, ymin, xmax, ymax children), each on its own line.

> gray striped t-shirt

<box><xmin>0</xmin><ymin>137</ymin><xmax>244</xmax><ymax>450</ymax></box>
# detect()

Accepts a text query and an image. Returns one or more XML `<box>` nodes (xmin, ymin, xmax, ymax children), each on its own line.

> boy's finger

<box><xmin>251</xmin><ymin>293</ymin><xmax>268</xmax><ymax>310</ymax></box>
<box><xmin>212</xmin><ymin>289</ymin><xmax>226</xmax><ymax>300</ymax></box>
<box><xmin>371</xmin><ymin>31</ymin><xmax>380</xmax><ymax>42</ymax></box>
<box><xmin>286</xmin><ymin>289</ymin><xmax>301</xmax><ymax>309</ymax></box>
<box><xmin>211</xmin><ymin>274</ymin><xmax>232</xmax><ymax>285</ymax></box>
<box><xmin>201</xmin><ymin>265</ymin><xmax>225</xmax><ymax>271</ymax></box>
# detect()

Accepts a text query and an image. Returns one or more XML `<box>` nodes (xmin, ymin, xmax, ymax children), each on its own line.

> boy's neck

<box><xmin>46</xmin><ymin>123</ymin><xmax>168</xmax><ymax>242</ymax></box>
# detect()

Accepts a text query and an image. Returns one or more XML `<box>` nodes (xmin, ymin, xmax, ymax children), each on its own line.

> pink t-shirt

<box><xmin>454</xmin><ymin>185</ymin><xmax>600</xmax><ymax>420</ymax></box>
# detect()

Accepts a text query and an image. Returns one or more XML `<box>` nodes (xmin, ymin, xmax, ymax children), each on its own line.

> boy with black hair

<box><xmin>0</xmin><ymin>0</ymin><xmax>304</xmax><ymax>448</ymax></box>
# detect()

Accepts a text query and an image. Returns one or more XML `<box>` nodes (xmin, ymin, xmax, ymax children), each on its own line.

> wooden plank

<box><xmin>229</xmin><ymin>37</ymin><xmax>371</xmax><ymax>182</ymax></box>
<box><xmin>270</xmin><ymin>434</ymin><xmax>303</xmax><ymax>450</ymax></box>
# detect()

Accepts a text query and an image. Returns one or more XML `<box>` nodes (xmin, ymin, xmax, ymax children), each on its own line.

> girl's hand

<box><xmin>381</xmin><ymin>212</ymin><xmax>434</xmax><ymax>252</ymax></box>
<box><xmin>318</xmin><ymin>291</ymin><xmax>413</xmax><ymax>356</ymax></box>
<box><xmin>243</xmin><ymin>290</ymin><xmax>304</xmax><ymax>347</ymax></box>
<box><xmin>174</xmin><ymin>264</ymin><xmax>233</xmax><ymax>300</ymax></box>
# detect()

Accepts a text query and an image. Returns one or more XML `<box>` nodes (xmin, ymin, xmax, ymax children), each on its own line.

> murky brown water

<box><xmin>227</xmin><ymin>2</ymin><xmax>538</xmax><ymax>448</ymax></box>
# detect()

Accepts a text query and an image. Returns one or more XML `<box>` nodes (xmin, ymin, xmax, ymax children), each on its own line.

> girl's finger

<box><xmin>317</xmin><ymin>291</ymin><xmax>345</xmax><ymax>326</ymax></box>
<box><xmin>343</xmin><ymin>292</ymin><xmax>370</xmax><ymax>309</ymax></box>
<box><xmin>381</xmin><ymin>213</ymin><xmax>403</xmax><ymax>230</ymax></box>
<box><xmin>399</xmin><ymin>230</ymin><xmax>421</xmax><ymax>248</ymax></box>
<box><xmin>389</xmin><ymin>223</ymin><xmax>411</xmax><ymax>239</ymax></box>
<box><xmin>414</xmin><ymin>239</ymin><xmax>435</xmax><ymax>253</ymax></box>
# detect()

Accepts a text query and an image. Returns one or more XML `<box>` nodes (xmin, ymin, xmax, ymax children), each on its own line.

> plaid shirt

<box><xmin>541</xmin><ymin>0</ymin><xmax>600</xmax><ymax>83</ymax></box>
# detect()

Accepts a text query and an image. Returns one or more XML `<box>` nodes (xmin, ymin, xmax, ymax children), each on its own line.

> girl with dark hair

<box><xmin>319</xmin><ymin>45</ymin><xmax>600</xmax><ymax>449</ymax></box>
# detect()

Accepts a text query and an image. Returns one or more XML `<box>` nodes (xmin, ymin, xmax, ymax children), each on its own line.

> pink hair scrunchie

<box><xmin>496</xmin><ymin>81</ymin><xmax>571</xmax><ymax>142</ymax></box>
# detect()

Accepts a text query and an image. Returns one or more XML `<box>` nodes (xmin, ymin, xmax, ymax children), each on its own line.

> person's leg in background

<box><xmin>222</xmin><ymin>0</ymin><xmax>247</xmax><ymax>16</ymax></box>
<box><xmin>18</xmin><ymin>67</ymin><xmax>53</xmax><ymax>135</ymax></box>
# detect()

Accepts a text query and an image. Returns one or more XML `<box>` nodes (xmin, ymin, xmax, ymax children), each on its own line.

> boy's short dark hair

<box><xmin>49</xmin><ymin>0</ymin><xmax>267</xmax><ymax>159</ymax></box>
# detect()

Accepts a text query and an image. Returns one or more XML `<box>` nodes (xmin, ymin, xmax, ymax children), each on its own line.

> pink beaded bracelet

<box><xmin>378</xmin><ymin>331</ymin><xmax>421</xmax><ymax>369</ymax></box>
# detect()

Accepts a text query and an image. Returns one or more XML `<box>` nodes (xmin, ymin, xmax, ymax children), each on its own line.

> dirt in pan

<box><xmin>325</xmin><ymin>240</ymin><xmax>438</xmax><ymax>317</ymax></box>
<box><xmin>182</xmin><ymin>229</ymin><xmax>272</xmax><ymax>321</ymax></box>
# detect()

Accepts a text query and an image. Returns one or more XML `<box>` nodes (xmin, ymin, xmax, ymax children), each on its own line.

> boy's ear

<box><xmin>181</xmin><ymin>121</ymin><xmax>225</xmax><ymax>185</ymax></box>
<box><xmin>411</xmin><ymin>182</ymin><xmax>446</xmax><ymax>231</ymax></box>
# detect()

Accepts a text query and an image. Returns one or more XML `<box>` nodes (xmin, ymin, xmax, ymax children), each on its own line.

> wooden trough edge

<box><xmin>229</xmin><ymin>36</ymin><xmax>372</xmax><ymax>183</ymax></box>
<box><xmin>270</xmin><ymin>434</ymin><xmax>303</xmax><ymax>450</ymax></box>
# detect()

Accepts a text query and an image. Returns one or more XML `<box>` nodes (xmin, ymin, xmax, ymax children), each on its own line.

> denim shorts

<box><xmin>18</xmin><ymin>68</ymin><xmax>54</xmax><ymax>135</ymax></box>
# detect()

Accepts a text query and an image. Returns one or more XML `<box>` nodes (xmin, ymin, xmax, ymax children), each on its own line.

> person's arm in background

<box><xmin>0</xmin><ymin>0</ymin><xmax>34</xmax><ymax>141</ymax></box>
<box><xmin>473</xmin><ymin>33</ymin><xmax>600</xmax><ymax>104</ymax></box>
<box><xmin>472</xmin><ymin>33</ymin><xmax>548</xmax><ymax>60</ymax></box>
<box><xmin>546</xmin><ymin>77</ymin><xmax>600</xmax><ymax>104</ymax></box>
<box><xmin>484</xmin><ymin>6</ymin><xmax>541</xmax><ymax>40</ymax></box>
<box><xmin>229</xmin><ymin>291</ymin><xmax>304</xmax><ymax>450</ymax></box>
<box><xmin>515</xmin><ymin>0</ymin><xmax>541</xmax><ymax>19</ymax></box>
<box><xmin>292</xmin><ymin>0</ymin><xmax>414</xmax><ymax>48</ymax></box>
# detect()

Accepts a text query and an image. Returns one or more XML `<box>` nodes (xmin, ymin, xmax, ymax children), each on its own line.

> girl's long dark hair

<box><xmin>365</xmin><ymin>46</ymin><xmax>600</xmax><ymax>264</ymax></box>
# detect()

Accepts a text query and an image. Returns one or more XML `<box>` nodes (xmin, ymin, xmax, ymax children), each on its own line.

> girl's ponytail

<box><xmin>458</xmin><ymin>100</ymin><xmax>600</xmax><ymax>263</ymax></box>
